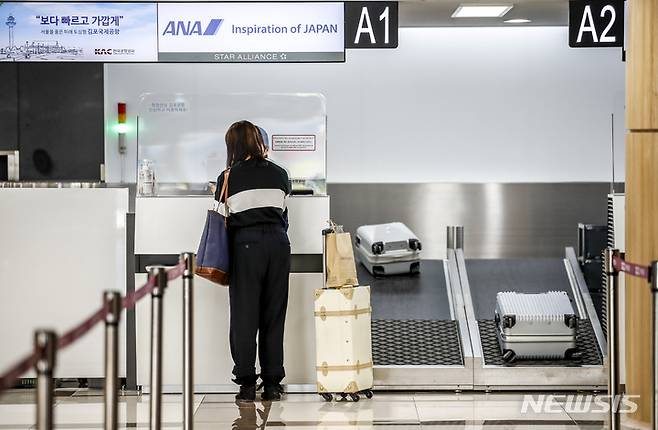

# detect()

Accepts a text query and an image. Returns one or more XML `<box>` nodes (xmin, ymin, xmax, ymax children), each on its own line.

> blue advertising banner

<box><xmin>0</xmin><ymin>2</ymin><xmax>158</xmax><ymax>61</ymax></box>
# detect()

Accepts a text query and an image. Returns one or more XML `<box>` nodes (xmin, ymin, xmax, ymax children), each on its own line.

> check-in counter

<box><xmin>133</xmin><ymin>195</ymin><xmax>329</xmax><ymax>392</ymax></box>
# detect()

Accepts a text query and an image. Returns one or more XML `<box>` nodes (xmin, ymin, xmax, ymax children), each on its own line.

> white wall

<box><xmin>0</xmin><ymin>189</ymin><xmax>129</xmax><ymax>378</ymax></box>
<box><xmin>104</xmin><ymin>26</ymin><xmax>625</xmax><ymax>183</ymax></box>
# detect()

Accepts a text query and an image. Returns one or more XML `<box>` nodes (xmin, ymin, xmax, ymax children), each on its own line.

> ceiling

<box><xmin>399</xmin><ymin>0</ymin><xmax>568</xmax><ymax>27</ymax></box>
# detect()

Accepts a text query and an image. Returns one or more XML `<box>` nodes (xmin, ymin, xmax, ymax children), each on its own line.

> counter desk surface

<box><xmin>135</xmin><ymin>194</ymin><xmax>329</xmax><ymax>256</ymax></box>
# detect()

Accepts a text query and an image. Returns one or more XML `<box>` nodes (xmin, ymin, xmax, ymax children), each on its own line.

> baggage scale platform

<box><xmin>360</xmin><ymin>258</ymin><xmax>474</xmax><ymax>390</ymax></box>
<box><xmin>456</xmin><ymin>248</ymin><xmax>607</xmax><ymax>390</ymax></box>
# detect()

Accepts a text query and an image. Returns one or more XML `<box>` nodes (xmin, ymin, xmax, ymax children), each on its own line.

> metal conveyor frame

<box><xmin>373</xmin><ymin>253</ymin><xmax>474</xmax><ymax>390</ymax></box>
<box><xmin>455</xmin><ymin>248</ymin><xmax>607</xmax><ymax>391</ymax></box>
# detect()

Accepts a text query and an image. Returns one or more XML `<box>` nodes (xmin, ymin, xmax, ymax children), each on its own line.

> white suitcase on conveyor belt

<box><xmin>354</xmin><ymin>222</ymin><xmax>422</xmax><ymax>276</ymax></box>
<box><xmin>494</xmin><ymin>291</ymin><xmax>581</xmax><ymax>362</ymax></box>
<box><xmin>314</xmin><ymin>286</ymin><xmax>374</xmax><ymax>401</ymax></box>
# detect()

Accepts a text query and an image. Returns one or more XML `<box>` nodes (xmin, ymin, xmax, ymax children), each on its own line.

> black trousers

<box><xmin>229</xmin><ymin>225</ymin><xmax>291</xmax><ymax>386</ymax></box>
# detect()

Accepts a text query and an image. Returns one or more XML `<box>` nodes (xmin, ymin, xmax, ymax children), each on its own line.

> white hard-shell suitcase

<box><xmin>314</xmin><ymin>286</ymin><xmax>374</xmax><ymax>401</ymax></box>
<box><xmin>495</xmin><ymin>291</ymin><xmax>581</xmax><ymax>362</ymax></box>
<box><xmin>354</xmin><ymin>222</ymin><xmax>421</xmax><ymax>276</ymax></box>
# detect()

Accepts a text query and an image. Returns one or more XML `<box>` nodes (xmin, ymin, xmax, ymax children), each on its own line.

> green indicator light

<box><xmin>114</xmin><ymin>123</ymin><xmax>130</xmax><ymax>134</ymax></box>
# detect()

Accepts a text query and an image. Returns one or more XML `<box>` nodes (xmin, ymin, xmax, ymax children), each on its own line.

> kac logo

<box><xmin>162</xmin><ymin>19</ymin><xmax>224</xmax><ymax>36</ymax></box>
<box><xmin>94</xmin><ymin>48</ymin><xmax>135</xmax><ymax>56</ymax></box>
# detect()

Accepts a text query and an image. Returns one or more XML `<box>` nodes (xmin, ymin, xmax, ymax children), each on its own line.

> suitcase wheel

<box><xmin>373</xmin><ymin>266</ymin><xmax>385</xmax><ymax>277</ymax></box>
<box><xmin>363</xmin><ymin>389</ymin><xmax>374</xmax><ymax>399</ymax></box>
<box><xmin>502</xmin><ymin>349</ymin><xmax>517</xmax><ymax>363</ymax></box>
<box><xmin>565</xmin><ymin>348</ymin><xmax>583</xmax><ymax>361</ymax></box>
<box><xmin>410</xmin><ymin>262</ymin><xmax>420</xmax><ymax>275</ymax></box>
<box><xmin>349</xmin><ymin>393</ymin><xmax>360</xmax><ymax>402</ymax></box>
<box><xmin>320</xmin><ymin>393</ymin><xmax>333</xmax><ymax>402</ymax></box>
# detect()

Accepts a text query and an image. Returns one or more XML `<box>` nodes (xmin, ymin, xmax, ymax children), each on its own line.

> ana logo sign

<box><xmin>162</xmin><ymin>18</ymin><xmax>224</xmax><ymax>36</ymax></box>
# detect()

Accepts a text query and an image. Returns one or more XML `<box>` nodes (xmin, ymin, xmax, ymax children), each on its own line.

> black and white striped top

<box><xmin>214</xmin><ymin>159</ymin><xmax>291</xmax><ymax>230</ymax></box>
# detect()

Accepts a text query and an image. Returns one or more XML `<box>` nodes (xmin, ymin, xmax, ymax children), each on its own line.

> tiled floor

<box><xmin>0</xmin><ymin>389</ymin><xmax>611</xmax><ymax>429</ymax></box>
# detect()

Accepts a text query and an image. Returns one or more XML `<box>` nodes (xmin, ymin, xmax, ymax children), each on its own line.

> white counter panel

<box><xmin>286</xmin><ymin>197</ymin><xmax>330</xmax><ymax>254</ymax></box>
<box><xmin>135</xmin><ymin>196</ymin><xmax>329</xmax><ymax>255</ymax></box>
<box><xmin>135</xmin><ymin>273</ymin><xmax>320</xmax><ymax>391</ymax></box>
<box><xmin>0</xmin><ymin>188</ymin><xmax>129</xmax><ymax>378</ymax></box>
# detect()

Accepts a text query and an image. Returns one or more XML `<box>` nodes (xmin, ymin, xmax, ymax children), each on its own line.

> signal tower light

<box><xmin>117</xmin><ymin>103</ymin><xmax>128</xmax><ymax>154</ymax></box>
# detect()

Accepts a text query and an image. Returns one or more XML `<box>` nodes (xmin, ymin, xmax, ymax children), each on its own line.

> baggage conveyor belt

<box><xmin>466</xmin><ymin>259</ymin><xmax>602</xmax><ymax>367</ymax></box>
<box><xmin>360</xmin><ymin>258</ymin><xmax>473</xmax><ymax>389</ymax></box>
<box><xmin>358</xmin><ymin>260</ymin><xmax>461</xmax><ymax>365</ymax></box>
<box><xmin>359</xmin><ymin>259</ymin><xmax>453</xmax><ymax>320</ymax></box>
<box><xmin>466</xmin><ymin>258</ymin><xmax>576</xmax><ymax>320</ymax></box>
<box><xmin>457</xmin><ymin>252</ymin><xmax>607</xmax><ymax>390</ymax></box>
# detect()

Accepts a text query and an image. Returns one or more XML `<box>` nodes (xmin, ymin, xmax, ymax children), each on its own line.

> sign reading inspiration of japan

<box><xmin>157</xmin><ymin>2</ymin><xmax>345</xmax><ymax>62</ymax></box>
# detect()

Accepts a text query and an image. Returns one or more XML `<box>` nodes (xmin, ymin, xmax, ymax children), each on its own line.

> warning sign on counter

<box><xmin>271</xmin><ymin>135</ymin><xmax>316</xmax><ymax>152</ymax></box>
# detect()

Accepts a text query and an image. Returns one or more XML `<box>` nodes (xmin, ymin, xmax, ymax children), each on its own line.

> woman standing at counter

<box><xmin>215</xmin><ymin>120</ymin><xmax>292</xmax><ymax>402</ymax></box>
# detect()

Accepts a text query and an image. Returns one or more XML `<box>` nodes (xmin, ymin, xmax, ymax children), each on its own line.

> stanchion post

<box><xmin>650</xmin><ymin>261</ymin><xmax>658</xmax><ymax>430</ymax></box>
<box><xmin>446</xmin><ymin>226</ymin><xmax>454</xmax><ymax>250</ymax></box>
<box><xmin>34</xmin><ymin>330</ymin><xmax>57</xmax><ymax>430</ymax></box>
<box><xmin>103</xmin><ymin>291</ymin><xmax>121</xmax><ymax>430</ymax></box>
<box><xmin>455</xmin><ymin>226</ymin><xmax>464</xmax><ymax>250</ymax></box>
<box><xmin>149</xmin><ymin>267</ymin><xmax>168</xmax><ymax>430</ymax></box>
<box><xmin>447</xmin><ymin>226</ymin><xmax>464</xmax><ymax>251</ymax></box>
<box><xmin>181</xmin><ymin>253</ymin><xmax>195</xmax><ymax>430</ymax></box>
<box><xmin>605</xmin><ymin>248</ymin><xmax>621</xmax><ymax>430</ymax></box>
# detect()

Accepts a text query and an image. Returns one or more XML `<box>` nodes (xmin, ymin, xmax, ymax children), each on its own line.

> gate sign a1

<box><xmin>345</xmin><ymin>2</ymin><xmax>398</xmax><ymax>49</ymax></box>
<box><xmin>569</xmin><ymin>0</ymin><xmax>624</xmax><ymax>48</ymax></box>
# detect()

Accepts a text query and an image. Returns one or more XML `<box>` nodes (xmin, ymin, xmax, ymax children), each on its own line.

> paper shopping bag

<box><xmin>324</xmin><ymin>229</ymin><xmax>359</xmax><ymax>288</ymax></box>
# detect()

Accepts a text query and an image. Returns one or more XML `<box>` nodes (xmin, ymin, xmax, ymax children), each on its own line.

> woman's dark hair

<box><xmin>225</xmin><ymin>120</ymin><xmax>266</xmax><ymax>168</ymax></box>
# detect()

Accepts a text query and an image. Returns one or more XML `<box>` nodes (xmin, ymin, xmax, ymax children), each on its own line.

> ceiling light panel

<box><xmin>451</xmin><ymin>5</ymin><xmax>514</xmax><ymax>18</ymax></box>
<box><xmin>504</xmin><ymin>18</ymin><xmax>532</xmax><ymax>23</ymax></box>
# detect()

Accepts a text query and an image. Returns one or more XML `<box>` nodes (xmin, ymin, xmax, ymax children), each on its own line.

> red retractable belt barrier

<box><xmin>0</xmin><ymin>263</ymin><xmax>185</xmax><ymax>394</ymax></box>
<box><xmin>612</xmin><ymin>255</ymin><xmax>652</xmax><ymax>281</ymax></box>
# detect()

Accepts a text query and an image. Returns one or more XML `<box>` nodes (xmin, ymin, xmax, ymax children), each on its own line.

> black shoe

<box><xmin>235</xmin><ymin>385</ymin><xmax>256</xmax><ymax>401</ymax></box>
<box><xmin>261</xmin><ymin>384</ymin><xmax>284</xmax><ymax>401</ymax></box>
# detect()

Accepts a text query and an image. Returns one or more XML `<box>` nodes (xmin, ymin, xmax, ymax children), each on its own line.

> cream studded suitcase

<box><xmin>314</xmin><ymin>285</ymin><xmax>374</xmax><ymax>401</ymax></box>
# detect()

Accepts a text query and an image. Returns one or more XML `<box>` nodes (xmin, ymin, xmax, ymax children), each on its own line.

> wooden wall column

<box><xmin>625</xmin><ymin>0</ymin><xmax>658</xmax><ymax>425</ymax></box>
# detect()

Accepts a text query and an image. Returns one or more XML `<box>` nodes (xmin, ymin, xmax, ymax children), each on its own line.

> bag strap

<box><xmin>219</xmin><ymin>169</ymin><xmax>230</xmax><ymax>204</ymax></box>
<box><xmin>220</xmin><ymin>169</ymin><xmax>231</xmax><ymax>226</ymax></box>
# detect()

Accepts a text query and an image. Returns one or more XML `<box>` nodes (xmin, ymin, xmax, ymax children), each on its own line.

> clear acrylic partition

<box><xmin>137</xmin><ymin>93</ymin><xmax>327</xmax><ymax>196</ymax></box>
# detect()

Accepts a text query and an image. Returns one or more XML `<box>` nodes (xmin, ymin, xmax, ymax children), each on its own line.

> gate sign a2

<box><xmin>569</xmin><ymin>0</ymin><xmax>624</xmax><ymax>48</ymax></box>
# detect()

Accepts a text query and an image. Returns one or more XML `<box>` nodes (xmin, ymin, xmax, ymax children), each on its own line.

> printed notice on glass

<box><xmin>157</xmin><ymin>2</ymin><xmax>344</xmax><ymax>63</ymax></box>
<box><xmin>272</xmin><ymin>135</ymin><xmax>316</xmax><ymax>152</ymax></box>
<box><xmin>0</xmin><ymin>2</ymin><xmax>157</xmax><ymax>62</ymax></box>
